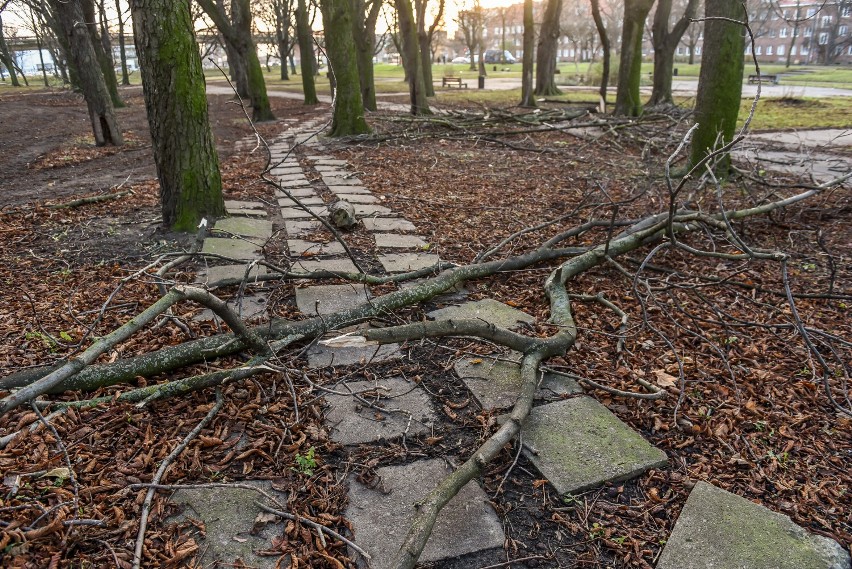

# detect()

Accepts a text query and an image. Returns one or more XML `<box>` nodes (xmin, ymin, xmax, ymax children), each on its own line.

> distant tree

<box><xmin>295</xmin><ymin>0</ymin><xmax>318</xmax><ymax>104</ymax></box>
<box><xmin>81</xmin><ymin>0</ymin><xmax>123</xmax><ymax>107</ymax></box>
<box><xmin>197</xmin><ymin>0</ymin><xmax>275</xmax><ymax>121</ymax></box>
<box><xmin>415</xmin><ymin>0</ymin><xmax>445</xmax><ymax>97</ymax></box>
<box><xmin>784</xmin><ymin>0</ymin><xmax>802</xmax><ymax>68</ymax></box>
<box><xmin>519</xmin><ymin>0</ymin><xmax>536</xmax><ymax>107</ymax></box>
<box><xmin>690</xmin><ymin>0</ymin><xmax>745</xmax><ymax>174</ymax></box>
<box><xmin>647</xmin><ymin>0</ymin><xmax>699</xmax><ymax>106</ymax></box>
<box><xmin>613</xmin><ymin>0</ymin><xmax>655</xmax><ymax>116</ymax></box>
<box><xmin>320</xmin><ymin>0</ymin><xmax>371</xmax><ymax>134</ymax></box>
<box><xmin>131</xmin><ymin>0</ymin><xmax>225</xmax><ymax>231</ymax></box>
<box><xmin>114</xmin><ymin>0</ymin><xmax>130</xmax><ymax>85</ymax></box>
<box><xmin>396</xmin><ymin>0</ymin><xmax>430</xmax><ymax>114</ymax></box>
<box><xmin>535</xmin><ymin>0</ymin><xmax>562</xmax><ymax>96</ymax></box>
<box><xmin>456</xmin><ymin>0</ymin><xmax>485</xmax><ymax>72</ymax></box>
<box><xmin>49</xmin><ymin>0</ymin><xmax>123</xmax><ymax>146</ymax></box>
<box><xmin>352</xmin><ymin>0</ymin><xmax>383</xmax><ymax>110</ymax></box>
<box><xmin>680</xmin><ymin>4</ymin><xmax>703</xmax><ymax>65</ymax></box>
<box><xmin>590</xmin><ymin>0</ymin><xmax>611</xmax><ymax>111</ymax></box>
<box><xmin>0</xmin><ymin>8</ymin><xmax>21</xmax><ymax>87</ymax></box>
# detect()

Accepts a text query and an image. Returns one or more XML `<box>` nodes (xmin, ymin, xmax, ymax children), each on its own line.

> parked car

<box><xmin>451</xmin><ymin>56</ymin><xmax>470</xmax><ymax>64</ymax></box>
<box><xmin>483</xmin><ymin>50</ymin><xmax>517</xmax><ymax>64</ymax></box>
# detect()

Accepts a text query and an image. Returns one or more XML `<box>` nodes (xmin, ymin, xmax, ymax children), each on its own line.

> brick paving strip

<box><xmin>178</xmin><ymin>125</ymin><xmax>851</xmax><ymax>569</ymax></box>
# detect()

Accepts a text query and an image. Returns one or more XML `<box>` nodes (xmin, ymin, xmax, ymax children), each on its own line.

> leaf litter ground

<box><xmin>0</xmin><ymin>88</ymin><xmax>849</xmax><ymax>568</ymax></box>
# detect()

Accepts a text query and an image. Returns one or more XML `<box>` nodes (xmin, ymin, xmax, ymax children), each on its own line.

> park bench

<box><xmin>748</xmin><ymin>74</ymin><xmax>779</xmax><ymax>85</ymax></box>
<box><xmin>442</xmin><ymin>76</ymin><xmax>468</xmax><ymax>89</ymax></box>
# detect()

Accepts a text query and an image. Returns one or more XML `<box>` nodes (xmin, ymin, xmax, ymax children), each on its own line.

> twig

<box><xmin>256</xmin><ymin>502</ymin><xmax>371</xmax><ymax>560</ymax></box>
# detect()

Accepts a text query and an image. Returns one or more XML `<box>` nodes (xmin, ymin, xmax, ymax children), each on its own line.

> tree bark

<box><xmin>395</xmin><ymin>0</ymin><xmax>431</xmax><ymax>115</ymax></box>
<box><xmin>131</xmin><ymin>0</ymin><xmax>226</xmax><ymax>231</ymax></box>
<box><xmin>352</xmin><ymin>0</ymin><xmax>382</xmax><ymax>111</ymax></box>
<box><xmin>690</xmin><ymin>0</ymin><xmax>745</xmax><ymax>175</ymax></box>
<box><xmin>647</xmin><ymin>0</ymin><xmax>699</xmax><ymax>106</ymax></box>
<box><xmin>519</xmin><ymin>0</ymin><xmax>536</xmax><ymax>107</ymax></box>
<box><xmin>613</xmin><ymin>0</ymin><xmax>655</xmax><ymax>116</ymax></box>
<box><xmin>534</xmin><ymin>0</ymin><xmax>562</xmax><ymax>96</ymax></box>
<box><xmin>115</xmin><ymin>0</ymin><xmax>131</xmax><ymax>85</ymax></box>
<box><xmin>320</xmin><ymin>0</ymin><xmax>371</xmax><ymax>134</ymax></box>
<box><xmin>295</xmin><ymin>0</ymin><xmax>318</xmax><ymax>104</ymax></box>
<box><xmin>81</xmin><ymin>0</ymin><xmax>124</xmax><ymax>108</ymax></box>
<box><xmin>415</xmin><ymin>0</ymin><xmax>444</xmax><ymax>98</ymax></box>
<box><xmin>590</xmin><ymin>0</ymin><xmax>610</xmax><ymax>111</ymax></box>
<box><xmin>50</xmin><ymin>0</ymin><xmax>123</xmax><ymax>146</ymax></box>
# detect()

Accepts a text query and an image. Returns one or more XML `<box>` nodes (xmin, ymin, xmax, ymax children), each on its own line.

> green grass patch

<box><xmin>740</xmin><ymin>96</ymin><xmax>852</xmax><ymax>130</ymax></box>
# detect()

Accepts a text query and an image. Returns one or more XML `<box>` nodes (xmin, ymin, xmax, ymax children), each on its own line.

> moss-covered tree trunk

<box><xmin>81</xmin><ymin>0</ymin><xmax>124</xmax><ymax>108</ymax></box>
<box><xmin>690</xmin><ymin>0</ymin><xmax>745</xmax><ymax>175</ymax></box>
<box><xmin>590</xmin><ymin>0</ymin><xmax>610</xmax><ymax>111</ymax></box>
<box><xmin>395</xmin><ymin>0</ymin><xmax>430</xmax><ymax>115</ymax></box>
<box><xmin>414</xmin><ymin>0</ymin><xmax>443</xmax><ymax>98</ymax></box>
<box><xmin>131</xmin><ymin>0</ymin><xmax>225</xmax><ymax>231</ymax></box>
<box><xmin>320</xmin><ymin>0</ymin><xmax>371</xmax><ymax>135</ymax></box>
<box><xmin>613</xmin><ymin>0</ymin><xmax>654</xmax><ymax>116</ymax></box>
<box><xmin>534</xmin><ymin>0</ymin><xmax>562</xmax><ymax>96</ymax></box>
<box><xmin>648</xmin><ymin>0</ymin><xmax>699</xmax><ymax>106</ymax></box>
<box><xmin>519</xmin><ymin>0</ymin><xmax>536</xmax><ymax>107</ymax></box>
<box><xmin>352</xmin><ymin>0</ymin><xmax>382</xmax><ymax>111</ymax></box>
<box><xmin>50</xmin><ymin>0</ymin><xmax>123</xmax><ymax>146</ymax></box>
<box><xmin>296</xmin><ymin>0</ymin><xmax>319</xmax><ymax>105</ymax></box>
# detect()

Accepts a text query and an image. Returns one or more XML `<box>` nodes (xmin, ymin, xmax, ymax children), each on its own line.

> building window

<box><xmin>780</xmin><ymin>27</ymin><xmax>788</xmax><ymax>38</ymax></box>
<box><xmin>676</xmin><ymin>46</ymin><xmax>683</xmax><ymax>55</ymax></box>
<box><xmin>777</xmin><ymin>45</ymin><xmax>785</xmax><ymax>55</ymax></box>
<box><xmin>836</xmin><ymin>45</ymin><xmax>844</xmax><ymax>55</ymax></box>
<box><xmin>807</xmin><ymin>8</ymin><xmax>816</xmax><ymax>17</ymax></box>
<box><xmin>756</xmin><ymin>45</ymin><xmax>762</xmax><ymax>55</ymax></box>
<box><xmin>767</xmin><ymin>45</ymin><xmax>773</xmax><ymax>55</ymax></box>
<box><xmin>801</xmin><ymin>46</ymin><xmax>809</xmax><ymax>54</ymax></box>
<box><xmin>791</xmin><ymin>46</ymin><xmax>797</xmax><ymax>55</ymax></box>
<box><xmin>804</xmin><ymin>27</ymin><xmax>813</xmax><ymax>37</ymax></box>
<box><xmin>819</xmin><ymin>32</ymin><xmax>828</xmax><ymax>44</ymax></box>
<box><xmin>695</xmin><ymin>46</ymin><xmax>701</xmax><ymax>55</ymax></box>
<box><xmin>822</xmin><ymin>16</ymin><xmax>832</xmax><ymax>27</ymax></box>
<box><xmin>840</xmin><ymin>25</ymin><xmax>849</xmax><ymax>35</ymax></box>
<box><xmin>769</xmin><ymin>29</ymin><xmax>777</xmax><ymax>38</ymax></box>
<box><xmin>843</xmin><ymin>6</ymin><xmax>852</xmax><ymax>17</ymax></box>
<box><xmin>746</xmin><ymin>44</ymin><xmax>752</xmax><ymax>54</ymax></box>
<box><xmin>848</xmin><ymin>45</ymin><xmax>852</xmax><ymax>54</ymax></box>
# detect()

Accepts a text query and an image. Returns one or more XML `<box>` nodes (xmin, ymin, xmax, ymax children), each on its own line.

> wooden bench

<box><xmin>748</xmin><ymin>74</ymin><xmax>779</xmax><ymax>85</ymax></box>
<box><xmin>442</xmin><ymin>76</ymin><xmax>468</xmax><ymax>89</ymax></box>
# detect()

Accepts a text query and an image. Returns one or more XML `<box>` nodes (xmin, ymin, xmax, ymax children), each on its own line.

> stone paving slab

<box><xmin>322</xmin><ymin>176</ymin><xmax>363</xmax><ymax>186</ymax></box>
<box><xmin>212</xmin><ymin>217</ymin><xmax>273</xmax><ymax>240</ymax></box>
<box><xmin>295</xmin><ymin>283</ymin><xmax>370</xmax><ymax>315</ymax></box>
<box><xmin>197</xmin><ymin>264</ymin><xmax>267</xmax><ymax>288</ymax></box>
<box><xmin>345</xmin><ymin>459</ymin><xmax>505</xmax><ymax>569</ymax></box>
<box><xmin>289</xmin><ymin>257</ymin><xmax>359</xmax><ymax>275</ymax></box>
<box><xmin>277</xmin><ymin>179</ymin><xmax>313</xmax><ymax>189</ymax></box>
<box><xmin>334</xmin><ymin>193</ymin><xmax>379</xmax><ymax>204</ymax></box>
<box><xmin>307</xmin><ymin>335</ymin><xmax>400</xmax><ymax>368</ymax></box>
<box><xmin>277</xmin><ymin>196</ymin><xmax>325</xmax><ymax>207</ymax></box>
<box><xmin>276</xmin><ymin>173</ymin><xmax>309</xmax><ymax>183</ymax></box>
<box><xmin>201</xmin><ymin>237</ymin><xmax>262</xmax><ymax>260</ymax></box>
<box><xmin>374</xmin><ymin>233</ymin><xmax>428</xmax><ymax>249</ymax></box>
<box><xmin>270</xmin><ymin>167</ymin><xmax>302</xmax><ymax>176</ymax></box>
<box><xmin>286</xmin><ymin>239</ymin><xmax>346</xmax><ymax>256</ymax></box>
<box><xmin>280</xmin><ymin>206</ymin><xmax>327</xmax><ymax>220</ymax></box>
<box><xmin>327</xmin><ymin>185</ymin><xmax>371</xmax><ymax>195</ymax></box>
<box><xmin>520</xmin><ymin>397</ymin><xmax>668</xmax><ymax>495</ymax></box>
<box><xmin>195</xmin><ymin>293</ymin><xmax>268</xmax><ymax>323</ymax></box>
<box><xmin>362</xmin><ymin>217</ymin><xmax>417</xmax><ymax>232</ymax></box>
<box><xmin>378</xmin><ymin>252</ymin><xmax>440</xmax><ymax>273</ymax></box>
<box><xmin>283</xmin><ymin>220</ymin><xmax>322</xmax><ymax>235</ymax></box>
<box><xmin>275</xmin><ymin>187</ymin><xmax>316</xmax><ymax>198</ymax></box>
<box><xmin>656</xmin><ymin>481</ymin><xmax>851</xmax><ymax>569</ymax></box>
<box><xmin>428</xmin><ymin>298</ymin><xmax>535</xmax><ymax>330</ymax></box>
<box><xmin>314</xmin><ymin>158</ymin><xmax>348</xmax><ymax>166</ymax></box>
<box><xmin>168</xmin><ymin>481</ymin><xmax>287</xmax><ymax>569</ymax></box>
<box><xmin>324</xmin><ymin>376</ymin><xmax>434</xmax><ymax>445</ymax></box>
<box><xmin>353</xmin><ymin>203</ymin><xmax>393</xmax><ymax>217</ymax></box>
<box><xmin>315</xmin><ymin>165</ymin><xmax>346</xmax><ymax>173</ymax></box>
<box><xmin>454</xmin><ymin>356</ymin><xmax>582</xmax><ymax>410</ymax></box>
<box><xmin>224</xmin><ymin>200</ymin><xmax>267</xmax><ymax>218</ymax></box>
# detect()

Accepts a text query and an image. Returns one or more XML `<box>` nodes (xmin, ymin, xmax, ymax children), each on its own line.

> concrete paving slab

<box><xmin>283</xmin><ymin>220</ymin><xmax>322</xmax><ymax>235</ymax></box>
<box><xmin>201</xmin><ymin>237</ymin><xmax>262</xmax><ymax>260</ymax></box>
<box><xmin>194</xmin><ymin>293</ymin><xmax>268</xmax><ymax>323</ymax></box>
<box><xmin>277</xmin><ymin>179</ymin><xmax>313</xmax><ymax>189</ymax></box>
<box><xmin>212</xmin><ymin>217</ymin><xmax>274</xmax><ymax>240</ymax></box>
<box><xmin>168</xmin><ymin>481</ymin><xmax>287</xmax><ymax>569</ymax></box>
<box><xmin>295</xmin><ymin>283</ymin><xmax>370</xmax><ymax>315</ymax></box>
<box><xmin>314</xmin><ymin>158</ymin><xmax>348</xmax><ymax>166</ymax></box>
<box><xmin>322</xmin><ymin>176</ymin><xmax>363</xmax><ymax>186</ymax></box>
<box><xmin>454</xmin><ymin>356</ymin><xmax>582</xmax><ymax>410</ymax></box>
<box><xmin>289</xmin><ymin>257</ymin><xmax>360</xmax><ymax>275</ymax></box>
<box><xmin>280</xmin><ymin>206</ymin><xmax>327</xmax><ymax>219</ymax></box>
<box><xmin>324</xmin><ymin>376</ymin><xmax>434</xmax><ymax>445</ymax></box>
<box><xmin>275</xmin><ymin>187</ymin><xmax>316</xmax><ymax>198</ymax></box>
<box><xmin>353</xmin><ymin>203</ymin><xmax>393</xmax><ymax>217</ymax></box>
<box><xmin>286</xmin><ymin>239</ymin><xmax>346</xmax><ymax>256</ymax></box>
<box><xmin>362</xmin><ymin>217</ymin><xmax>417</xmax><ymax>232</ymax></box>
<box><xmin>224</xmin><ymin>200</ymin><xmax>267</xmax><ymax>211</ymax></box>
<box><xmin>333</xmin><ymin>193</ymin><xmax>379</xmax><ymax>204</ymax></box>
<box><xmin>751</xmin><ymin>128</ymin><xmax>852</xmax><ymax>148</ymax></box>
<box><xmin>520</xmin><ymin>397</ymin><xmax>668</xmax><ymax>494</ymax></box>
<box><xmin>656</xmin><ymin>481</ymin><xmax>851</xmax><ymax>569</ymax></box>
<box><xmin>306</xmin><ymin>335</ymin><xmax>400</xmax><ymax>368</ymax></box>
<box><xmin>428</xmin><ymin>298</ymin><xmax>535</xmax><ymax>330</ymax></box>
<box><xmin>345</xmin><ymin>459</ymin><xmax>504</xmax><ymax>569</ymax></box>
<box><xmin>197</xmin><ymin>264</ymin><xmax>267</xmax><ymax>288</ymax></box>
<box><xmin>378</xmin><ymin>252</ymin><xmax>441</xmax><ymax>273</ymax></box>
<box><xmin>277</xmin><ymin>196</ymin><xmax>325</xmax><ymax>207</ymax></box>
<box><xmin>374</xmin><ymin>233</ymin><xmax>428</xmax><ymax>249</ymax></box>
<box><xmin>315</xmin><ymin>165</ymin><xmax>346</xmax><ymax>173</ymax></box>
<box><xmin>269</xmin><ymin>167</ymin><xmax>302</xmax><ymax>176</ymax></box>
<box><xmin>276</xmin><ymin>173</ymin><xmax>309</xmax><ymax>183</ymax></box>
<box><xmin>327</xmin><ymin>184</ymin><xmax>371</xmax><ymax>195</ymax></box>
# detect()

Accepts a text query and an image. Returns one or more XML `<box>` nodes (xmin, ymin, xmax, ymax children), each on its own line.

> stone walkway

<box><xmin>178</xmin><ymin>116</ymin><xmax>850</xmax><ymax>569</ymax></box>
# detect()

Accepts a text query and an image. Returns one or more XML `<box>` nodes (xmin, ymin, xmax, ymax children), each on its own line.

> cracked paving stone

<box><xmin>306</xmin><ymin>333</ymin><xmax>400</xmax><ymax>368</ymax></box>
<box><xmin>201</xmin><ymin>238</ymin><xmax>262</xmax><ymax>260</ymax></box>
<box><xmin>324</xmin><ymin>376</ymin><xmax>433</xmax><ymax>445</ymax></box>
<box><xmin>286</xmin><ymin>239</ymin><xmax>346</xmax><ymax>256</ymax></box>
<box><xmin>362</xmin><ymin>217</ymin><xmax>417</xmax><ymax>232</ymax></box>
<box><xmin>377</xmin><ymin>252</ymin><xmax>440</xmax><ymax>273</ymax></box>
<box><xmin>289</xmin><ymin>257</ymin><xmax>359</xmax><ymax>275</ymax></box>
<box><xmin>295</xmin><ymin>283</ymin><xmax>369</xmax><ymax>316</ymax></box>
<box><xmin>427</xmin><ymin>298</ymin><xmax>535</xmax><ymax>330</ymax></box>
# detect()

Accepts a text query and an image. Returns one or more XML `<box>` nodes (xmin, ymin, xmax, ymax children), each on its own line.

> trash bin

<box><xmin>673</xmin><ymin>68</ymin><xmax>678</xmax><ymax>76</ymax></box>
<box><xmin>493</xmin><ymin>65</ymin><xmax>497</xmax><ymax>72</ymax></box>
<box><xmin>478</xmin><ymin>75</ymin><xmax>485</xmax><ymax>89</ymax></box>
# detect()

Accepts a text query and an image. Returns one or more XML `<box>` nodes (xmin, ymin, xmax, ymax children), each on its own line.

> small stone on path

<box><xmin>377</xmin><ymin>252</ymin><xmax>440</xmax><ymax>273</ymax></box>
<box><xmin>295</xmin><ymin>284</ymin><xmax>369</xmax><ymax>315</ymax></box>
<box><xmin>428</xmin><ymin>298</ymin><xmax>534</xmax><ymax>330</ymax></box>
<box><xmin>454</xmin><ymin>356</ymin><xmax>582</xmax><ymax>410</ymax></box>
<box><xmin>656</xmin><ymin>481</ymin><xmax>851</xmax><ymax>569</ymax></box>
<box><xmin>362</xmin><ymin>217</ymin><xmax>416</xmax><ymax>232</ymax></box>
<box><xmin>374</xmin><ymin>233</ymin><xmax>428</xmax><ymax>249</ymax></box>
<box><xmin>201</xmin><ymin>238</ymin><xmax>262</xmax><ymax>260</ymax></box>
<box><xmin>519</xmin><ymin>397</ymin><xmax>668</xmax><ymax>494</ymax></box>
<box><xmin>324</xmin><ymin>376</ymin><xmax>434</xmax><ymax>445</ymax></box>
<box><xmin>345</xmin><ymin>459</ymin><xmax>505</xmax><ymax>569</ymax></box>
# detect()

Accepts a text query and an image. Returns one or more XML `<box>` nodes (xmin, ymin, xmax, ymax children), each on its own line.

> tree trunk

<box><xmin>320</xmin><ymin>0</ymin><xmax>371</xmax><ymax>134</ymax></box>
<box><xmin>590</xmin><ymin>0</ymin><xmax>610</xmax><ymax>111</ymax></box>
<box><xmin>534</xmin><ymin>0</ymin><xmax>562</xmax><ymax>96</ymax></box>
<box><xmin>115</xmin><ymin>0</ymin><xmax>131</xmax><ymax>85</ymax></box>
<box><xmin>81</xmin><ymin>0</ymin><xmax>124</xmax><ymax>108</ymax></box>
<box><xmin>519</xmin><ymin>0</ymin><xmax>536</xmax><ymax>107</ymax></box>
<box><xmin>50</xmin><ymin>0</ymin><xmax>123</xmax><ymax>146</ymax></box>
<box><xmin>0</xmin><ymin>13</ymin><xmax>21</xmax><ymax>87</ymax></box>
<box><xmin>131</xmin><ymin>0</ymin><xmax>226</xmax><ymax>232</ymax></box>
<box><xmin>613</xmin><ymin>0</ymin><xmax>655</xmax><ymax>116</ymax></box>
<box><xmin>786</xmin><ymin>1</ymin><xmax>802</xmax><ymax>69</ymax></box>
<box><xmin>296</xmin><ymin>0</ymin><xmax>318</xmax><ymax>104</ymax></box>
<box><xmin>225</xmin><ymin>38</ymin><xmax>249</xmax><ymax>97</ymax></box>
<box><xmin>648</xmin><ymin>0</ymin><xmax>699</xmax><ymax>107</ymax></box>
<box><xmin>415</xmin><ymin>0</ymin><xmax>442</xmax><ymax>98</ymax></box>
<box><xmin>690</xmin><ymin>0</ymin><xmax>746</xmax><ymax>175</ymax></box>
<box><xmin>352</xmin><ymin>0</ymin><xmax>381</xmax><ymax>111</ymax></box>
<box><xmin>395</xmin><ymin>0</ymin><xmax>430</xmax><ymax>115</ymax></box>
